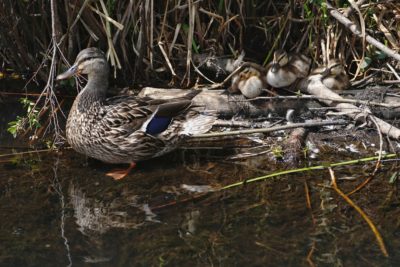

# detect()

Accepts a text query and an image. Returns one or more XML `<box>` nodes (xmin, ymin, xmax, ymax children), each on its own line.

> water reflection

<box><xmin>1</xmin><ymin>135</ymin><xmax>399</xmax><ymax>266</ymax></box>
<box><xmin>51</xmin><ymin>156</ymin><xmax>72</xmax><ymax>267</ymax></box>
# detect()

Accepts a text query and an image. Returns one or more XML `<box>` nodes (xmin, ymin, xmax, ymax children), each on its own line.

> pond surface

<box><xmin>0</xmin><ymin>97</ymin><xmax>400</xmax><ymax>267</ymax></box>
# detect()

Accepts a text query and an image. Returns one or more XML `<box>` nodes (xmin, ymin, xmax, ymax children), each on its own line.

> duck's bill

<box><xmin>320</xmin><ymin>68</ymin><xmax>330</xmax><ymax>77</ymax></box>
<box><xmin>56</xmin><ymin>65</ymin><xmax>78</xmax><ymax>80</ymax></box>
<box><xmin>270</xmin><ymin>63</ymin><xmax>279</xmax><ymax>73</ymax></box>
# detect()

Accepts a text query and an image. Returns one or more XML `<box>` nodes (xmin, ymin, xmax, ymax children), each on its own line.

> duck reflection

<box><xmin>69</xmin><ymin>183</ymin><xmax>150</xmax><ymax>235</ymax></box>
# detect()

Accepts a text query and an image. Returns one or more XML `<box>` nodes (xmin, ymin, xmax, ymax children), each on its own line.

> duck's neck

<box><xmin>77</xmin><ymin>72</ymin><xmax>109</xmax><ymax>111</ymax></box>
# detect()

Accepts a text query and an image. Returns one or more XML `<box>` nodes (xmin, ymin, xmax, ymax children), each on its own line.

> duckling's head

<box><xmin>328</xmin><ymin>60</ymin><xmax>345</xmax><ymax>75</ymax></box>
<box><xmin>56</xmin><ymin>47</ymin><xmax>109</xmax><ymax>80</ymax></box>
<box><xmin>270</xmin><ymin>50</ymin><xmax>289</xmax><ymax>73</ymax></box>
<box><xmin>321</xmin><ymin>60</ymin><xmax>344</xmax><ymax>77</ymax></box>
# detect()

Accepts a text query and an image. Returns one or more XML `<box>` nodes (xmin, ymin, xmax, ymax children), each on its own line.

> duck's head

<box><xmin>56</xmin><ymin>47</ymin><xmax>109</xmax><ymax>80</ymax></box>
<box><xmin>321</xmin><ymin>60</ymin><xmax>344</xmax><ymax>77</ymax></box>
<box><xmin>270</xmin><ymin>50</ymin><xmax>289</xmax><ymax>73</ymax></box>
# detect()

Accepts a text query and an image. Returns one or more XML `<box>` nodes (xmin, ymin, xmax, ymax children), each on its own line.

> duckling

<box><xmin>229</xmin><ymin>67</ymin><xmax>267</xmax><ymax>98</ymax></box>
<box><xmin>299</xmin><ymin>59</ymin><xmax>350</xmax><ymax>92</ymax></box>
<box><xmin>318</xmin><ymin>59</ymin><xmax>350</xmax><ymax>91</ymax></box>
<box><xmin>266</xmin><ymin>50</ymin><xmax>311</xmax><ymax>88</ymax></box>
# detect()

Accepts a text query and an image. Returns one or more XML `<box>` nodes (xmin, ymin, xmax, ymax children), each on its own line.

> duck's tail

<box><xmin>180</xmin><ymin>90</ymin><xmax>216</xmax><ymax>136</ymax></box>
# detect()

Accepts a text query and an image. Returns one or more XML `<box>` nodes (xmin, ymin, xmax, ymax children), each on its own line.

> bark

<box><xmin>138</xmin><ymin>87</ymin><xmax>310</xmax><ymax>117</ymax></box>
<box><xmin>300</xmin><ymin>75</ymin><xmax>400</xmax><ymax>140</ymax></box>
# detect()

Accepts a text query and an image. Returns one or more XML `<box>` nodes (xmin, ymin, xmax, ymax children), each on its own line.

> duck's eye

<box><xmin>78</xmin><ymin>56</ymin><xmax>102</xmax><ymax>65</ymax></box>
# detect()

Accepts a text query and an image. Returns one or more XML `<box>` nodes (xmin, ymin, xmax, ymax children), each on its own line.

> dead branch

<box><xmin>193</xmin><ymin>120</ymin><xmax>346</xmax><ymax>138</ymax></box>
<box><xmin>301</xmin><ymin>74</ymin><xmax>400</xmax><ymax>139</ymax></box>
<box><xmin>326</xmin><ymin>2</ymin><xmax>400</xmax><ymax>62</ymax></box>
<box><xmin>138</xmin><ymin>87</ymin><xmax>309</xmax><ymax>117</ymax></box>
<box><xmin>249</xmin><ymin>95</ymin><xmax>400</xmax><ymax>109</ymax></box>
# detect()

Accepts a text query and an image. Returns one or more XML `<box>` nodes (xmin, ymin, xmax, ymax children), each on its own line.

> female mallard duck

<box><xmin>266</xmin><ymin>50</ymin><xmax>311</xmax><ymax>88</ymax></box>
<box><xmin>57</xmin><ymin>47</ymin><xmax>215</xmax><ymax>180</ymax></box>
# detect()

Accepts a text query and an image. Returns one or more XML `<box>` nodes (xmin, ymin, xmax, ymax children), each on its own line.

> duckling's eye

<box><xmin>329</xmin><ymin>63</ymin><xmax>342</xmax><ymax>73</ymax></box>
<box><xmin>277</xmin><ymin>53</ymin><xmax>288</xmax><ymax>64</ymax></box>
<box><xmin>330</xmin><ymin>63</ymin><xmax>340</xmax><ymax>69</ymax></box>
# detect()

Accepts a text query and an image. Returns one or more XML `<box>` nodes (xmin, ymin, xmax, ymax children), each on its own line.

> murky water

<box><xmin>1</xmin><ymin>96</ymin><xmax>400</xmax><ymax>267</ymax></box>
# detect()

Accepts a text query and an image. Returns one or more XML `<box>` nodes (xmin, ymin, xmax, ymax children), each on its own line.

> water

<box><xmin>1</xmin><ymin>97</ymin><xmax>400</xmax><ymax>266</ymax></box>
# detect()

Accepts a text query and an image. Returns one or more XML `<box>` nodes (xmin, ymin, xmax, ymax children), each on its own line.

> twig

<box><xmin>191</xmin><ymin>61</ymin><xmax>217</xmax><ymax>84</ymax></box>
<box><xmin>193</xmin><ymin>120</ymin><xmax>347</xmax><ymax>138</ymax></box>
<box><xmin>213</xmin><ymin>119</ymin><xmax>271</xmax><ymax>128</ymax></box>
<box><xmin>0</xmin><ymin>92</ymin><xmax>72</xmax><ymax>98</ymax></box>
<box><xmin>33</xmin><ymin>99</ymin><xmax>65</xmax><ymax>142</ymax></box>
<box><xmin>158</xmin><ymin>41</ymin><xmax>177</xmax><ymax>77</ymax></box>
<box><xmin>87</xmin><ymin>3</ymin><xmax>124</xmax><ymax>30</ymax></box>
<box><xmin>343</xmin><ymin>0</ymin><xmax>368</xmax><ymax>17</ymax></box>
<box><xmin>348</xmin><ymin>0</ymin><xmax>366</xmax><ymax>79</ymax></box>
<box><xmin>328</xmin><ymin>167</ymin><xmax>389</xmax><ymax>257</ymax></box>
<box><xmin>183</xmin><ymin>0</ymin><xmax>195</xmax><ymax>86</ymax></box>
<box><xmin>386</xmin><ymin>63</ymin><xmax>400</xmax><ymax>81</ymax></box>
<box><xmin>247</xmin><ymin>95</ymin><xmax>400</xmax><ymax>108</ymax></box>
<box><xmin>368</xmin><ymin>115</ymin><xmax>384</xmax><ymax>174</ymax></box>
<box><xmin>383</xmin><ymin>80</ymin><xmax>400</xmax><ymax>84</ymax></box>
<box><xmin>46</xmin><ymin>0</ymin><xmax>64</xmax><ymax>142</ymax></box>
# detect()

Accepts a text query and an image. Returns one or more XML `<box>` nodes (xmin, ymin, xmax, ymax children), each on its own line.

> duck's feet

<box><xmin>106</xmin><ymin>162</ymin><xmax>136</xmax><ymax>180</ymax></box>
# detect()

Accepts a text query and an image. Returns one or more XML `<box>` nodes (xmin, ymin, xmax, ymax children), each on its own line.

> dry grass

<box><xmin>0</xmin><ymin>0</ymin><xmax>399</xmax><ymax>86</ymax></box>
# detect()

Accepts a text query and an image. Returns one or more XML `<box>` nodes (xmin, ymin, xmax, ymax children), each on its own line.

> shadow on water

<box><xmin>0</xmin><ymin>98</ymin><xmax>400</xmax><ymax>266</ymax></box>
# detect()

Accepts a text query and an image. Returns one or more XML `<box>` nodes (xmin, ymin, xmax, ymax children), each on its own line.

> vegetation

<box><xmin>1</xmin><ymin>0</ymin><xmax>399</xmax><ymax>142</ymax></box>
<box><xmin>1</xmin><ymin>0</ymin><xmax>399</xmax><ymax>84</ymax></box>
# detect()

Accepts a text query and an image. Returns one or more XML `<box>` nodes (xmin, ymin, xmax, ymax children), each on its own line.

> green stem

<box><xmin>221</xmin><ymin>154</ymin><xmax>398</xmax><ymax>190</ymax></box>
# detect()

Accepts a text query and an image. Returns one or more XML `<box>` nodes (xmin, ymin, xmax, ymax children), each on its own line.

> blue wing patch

<box><xmin>146</xmin><ymin>116</ymin><xmax>172</xmax><ymax>135</ymax></box>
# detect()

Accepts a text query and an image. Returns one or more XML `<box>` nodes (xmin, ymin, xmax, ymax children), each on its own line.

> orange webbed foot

<box><xmin>106</xmin><ymin>162</ymin><xmax>136</xmax><ymax>180</ymax></box>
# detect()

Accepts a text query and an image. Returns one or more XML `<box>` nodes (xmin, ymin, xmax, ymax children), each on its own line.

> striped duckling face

<box><xmin>270</xmin><ymin>50</ymin><xmax>289</xmax><ymax>73</ymax></box>
<box><xmin>323</xmin><ymin>60</ymin><xmax>345</xmax><ymax>76</ymax></box>
<box><xmin>56</xmin><ymin>47</ymin><xmax>109</xmax><ymax>80</ymax></box>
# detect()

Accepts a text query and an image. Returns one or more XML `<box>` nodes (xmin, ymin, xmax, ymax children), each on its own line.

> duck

<box><xmin>56</xmin><ymin>47</ymin><xmax>216</xmax><ymax>180</ymax></box>
<box><xmin>229</xmin><ymin>66</ymin><xmax>267</xmax><ymax>98</ymax></box>
<box><xmin>312</xmin><ymin>59</ymin><xmax>350</xmax><ymax>91</ymax></box>
<box><xmin>266</xmin><ymin>50</ymin><xmax>311</xmax><ymax>88</ymax></box>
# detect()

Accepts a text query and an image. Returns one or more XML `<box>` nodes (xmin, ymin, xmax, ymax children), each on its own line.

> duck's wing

<box><xmin>290</xmin><ymin>54</ymin><xmax>311</xmax><ymax>77</ymax></box>
<box><xmin>102</xmin><ymin>95</ymin><xmax>193</xmax><ymax>136</ymax></box>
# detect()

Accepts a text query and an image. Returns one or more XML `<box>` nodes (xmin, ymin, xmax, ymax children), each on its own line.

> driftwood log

<box><xmin>138</xmin><ymin>87</ymin><xmax>310</xmax><ymax>117</ymax></box>
<box><xmin>300</xmin><ymin>75</ymin><xmax>400</xmax><ymax>140</ymax></box>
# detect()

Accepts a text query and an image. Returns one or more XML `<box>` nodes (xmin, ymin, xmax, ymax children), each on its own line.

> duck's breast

<box><xmin>266</xmin><ymin>69</ymin><xmax>297</xmax><ymax>88</ymax></box>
